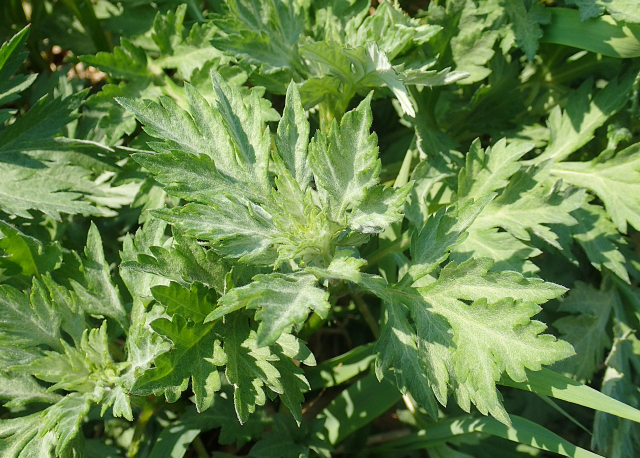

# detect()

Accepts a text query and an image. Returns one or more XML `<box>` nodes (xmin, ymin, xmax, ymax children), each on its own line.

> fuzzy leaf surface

<box><xmin>551</xmin><ymin>142</ymin><xmax>640</xmax><ymax>233</ymax></box>
<box><xmin>409</xmin><ymin>195</ymin><xmax>493</xmax><ymax>280</ymax></box>
<box><xmin>536</xmin><ymin>73</ymin><xmax>636</xmax><ymax>163</ymax></box>
<box><xmin>309</xmin><ymin>93</ymin><xmax>380</xmax><ymax>219</ymax></box>
<box><xmin>210</xmin><ymin>273</ymin><xmax>330</xmax><ymax>347</ymax></box>
<box><xmin>133</xmin><ymin>313</ymin><xmax>222</xmax><ymax>412</ymax></box>
<box><xmin>375</xmin><ymin>258</ymin><xmax>572</xmax><ymax>425</ymax></box>
<box><xmin>414</xmin><ymin>259</ymin><xmax>574</xmax><ymax>424</ymax></box>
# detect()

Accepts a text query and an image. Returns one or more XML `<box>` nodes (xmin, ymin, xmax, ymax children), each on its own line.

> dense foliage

<box><xmin>2</xmin><ymin>1</ymin><xmax>640</xmax><ymax>457</ymax></box>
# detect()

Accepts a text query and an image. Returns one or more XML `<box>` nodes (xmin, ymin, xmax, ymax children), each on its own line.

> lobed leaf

<box><xmin>551</xmin><ymin>142</ymin><xmax>640</xmax><ymax>233</ymax></box>
<box><xmin>210</xmin><ymin>272</ymin><xmax>329</xmax><ymax>347</ymax></box>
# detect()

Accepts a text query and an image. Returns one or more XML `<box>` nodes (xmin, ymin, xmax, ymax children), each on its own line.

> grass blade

<box><xmin>501</xmin><ymin>368</ymin><xmax>640</xmax><ymax>423</ymax></box>
<box><xmin>374</xmin><ymin>414</ymin><xmax>603</xmax><ymax>458</ymax></box>
<box><xmin>318</xmin><ymin>371</ymin><xmax>401</xmax><ymax>445</ymax></box>
<box><xmin>541</xmin><ymin>8</ymin><xmax>640</xmax><ymax>58</ymax></box>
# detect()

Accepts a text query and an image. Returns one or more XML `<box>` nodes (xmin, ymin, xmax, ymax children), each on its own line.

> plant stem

<box><xmin>401</xmin><ymin>393</ymin><xmax>431</xmax><ymax>430</ymax></box>
<box><xmin>366</xmin><ymin>231</ymin><xmax>411</xmax><ymax>268</ymax></box>
<box><xmin>298</xmin><ymin>312</ymin><xmax>325</xmax><ymax>340</ymax></box>
<box><xmin>186</xmin><ymin>0</ymin><xmax>205</xmax><ymax>21</ymax></box>
<box><xmin>127</xmin><ymin>401</ymin><xmax>157</xmax><ymax>458</ymax></box>
<box><xmin>61</xmin><ymin>0</ymin><xmax>112</xmax><ymax>52</ymax></box>
<box><xmin>192</xmin><ymin>435</ymin><xmax>210</xmax><ymax>458</ymax></box>
<box><xmin>353</xmin><ymin>293</ymin><xmax>380</xmax><ymax>339</ymax></box>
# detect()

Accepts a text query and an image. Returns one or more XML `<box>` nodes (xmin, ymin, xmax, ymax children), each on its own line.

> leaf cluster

<box><xmin>2</xmin><ymin>1</ymin><xmax>640</xmax><ymax>458</ymax></box>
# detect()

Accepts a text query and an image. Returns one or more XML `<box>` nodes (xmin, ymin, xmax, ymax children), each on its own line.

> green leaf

<box><xmin>0</xmin><ymin>390</ymin><xmax>97</xmax><ymax>458</ymax></box>
<box><xmin>434</xmin><ymin>0</ymin><xmax>500</xmax><ymax>84</ymax></box>
<box><xmin>154</xmin><ymin>195</ymin><xmax>280</xmax><ymax>265</ymax></box>
<box><xmin>305</xmin><ymin>342</ymin><xmax>375</xmax><ymax>390</ymax></box>
<box><xmin>599</xmin><ymin>0</ymin><xmax>640</xmax><ymax>22</ymax></box>
<box><xmin>121</xmin><ymin>73</ymin><xmax>297</xmax><ymax>265</ymax></box>
<box><xmin>374</xmin><ymin>298</ymin><xmax>440</xmax><ymax>417</ymax></box>
<box><xmin>0</xmin><ymin>371</ymin><xmax>62</xmax><ymax>409</ymax></box>
<box><xmin>122</xmin><ymin>226</ymin><xmax>228</xmax><ymax>295</ymax></box>
<box><xmin>566</xmin><ymin>0</ymin><xmax>640</xmax><ymax>23</ymax></box>
<box><xmin>535</xmin><ymin>72</ymin><xmax>636</xmax><ymax>163</ymax></box>
<box><xmin>79</xmin><ymin>5</ymin><xmax>230</xmax><ymax>146</ymax></box>
<box><xmin>411</xmin><ymin>258</ymin><xmax>573</xmax><ymax>424</ymax></box>
<box><xmin>148</xmin><ymin>398</ymin><xmax>265</xmax><ymax>458</ymax></box>
<box><xmin>300</xmin><ymin>41</ymin><xmax>465</xmax><ymax>116</ymax></box>
<box><xmin>210</xmin><ymin>273</ymin><xmax>329</xmax><ymax>347</ymax></box>
<box><xmin>133</xmin><ymin>313</ymin><xmax>222</xmax><ymax>412</ymax></box>
<box><xmin>320</xmin><ymin>371</ymin><xmax>400</xmax><ymax>445</ymax></box>
<box><xmin>479</xmin><ymin>164</ymin><xmax>585</xmax><ymax>248</ymax></box>
<box><xmin>80</xmin><ymin>39</ymin><xmax>152</xmax><ymax>80</ymax></box>
<box><xmin>553</xmin><ymin>282</ymin><xmax>616</xmax><ymax>381</ymax></box>
<box><xmin>0</xmin><ymin>27</ymin><xmax>106</xmax><ymax>219</ymax></box>
<box><xmin>347</xmin><ymin>183</ymin><xmax>413</xmax><ymax>234</ymax></box>
<box><xmin>212</xmin><ymin>0</ymin><xmax>305</xmax><ymax>79</ymax></box>
<box><xmin>119</xmin><ymin>218</ymin><xmax>170</xmax><ymax>299</ymax></box>
<box><xmin>40</xmin><ymin>277</ymin><xmax>86</xmax><ymax>349</ymax></box>
<box><xmin>206</xmin><ymin>71</ymin><xmax>272</xmax><ymax>191</ymax></box>
<box><xmin>551</xmin><ymin>142</ymin><xmax>640</xmax><ymax>233</ymax></box>
<box><xmin>567</xmin><ymin>203</ymin><xmax>630</xmax><ymax>283</ymax></box>
<box><xmin>502</xmin><ymin>368</ymin><xmax>640</xmax><ymax>424</ymax></box>
<box><xmin>424</xmin><ymin>257</ymin><xmax>567</xmax><ymax>304</ymax></box>
<box><xmin>275</xmin><ymin>332</ymin><xmax>316</xmax><ymax>367</ymax></box>
<box><xmin>503</xmin><ymin>0</ymin><xmax>550</xmax><ymax>60</ymax></box>
<box><xmin>306</xmin><ymin>250</ymin><xmax>368</xmax><ymax>284</ymax></box>
<box><xmin>593</xmin><ymin>322</ymin><xmax>640</xmax><ymax>457</ymax></box>
<box><xmin>69</xmin><ymin>223</ymin><xmax>128</xmax><ymax>328</ymax></box>
<box><xmin>251</xmin><ymin>414</ymin><xmax>329</xmax><ymax>458</ymax></box>
<box><xmin>16</xmin><ymin>322</ymin><xmax>125</xmax><ymax>400</ymax></box>
<box><xmin>123</xmin><ymin>71</ymin><xmax>403</xmax><ymax>272</ymax></box>
<box><xmin>275</xmin><ymin>82</ymin><xmax>312</xmax><ymax>188</ymax></box>
<box><xmin>0</xmin><ymin>221</ymin><xmax>62</xmax><ymax>278</ymax></box>
<box><xmin>0</xmin><ymin>26</ymin><xmax>36</xmax><ymax>110</ymax></box>
<box><xmin>152</xmin><ymin>281</ymin><xmax>218</xmax><ymax>323</ymax></box>
<box><xmin>344</xmin><ymin>1</ymin><xmax>441</xmax><ymax>57</ymax></box>
<box><xmin>0</xmin><ymin>89</ymin><xmax>87</xmax><ymax>159</ymax></box>
<box><xmin>41</xmin><ymin>393</ymin><xmax>93</xmax><ymax>458</ymax></box>
<box><xmin>457</xmin><ymin>138</ymin><xmax>534</xmax><ymax>201</ymax></box>
<box><xmin>101</xmin><ymin>384</ymin><xmax>133</xmax><ymax>421</ymax></box>
<box><xmin>220</xmin><ymin>314</ymin><xmax>283</xmax><ymax>424</ymax></box>
<box><xmin>270</xmin><ymin>346</ymin><xmax>311</xmax><ymax>425</ymax></box>
<box><xmin>451</xmin><ymin>226</ymin><xmax>541</xmax><ymax>275</ymax></box>
<box><xmin>309</xmin><ymin>93</ymin><xmax>380</xmax><ymax>220</ymax></box>
<box><xmin>120</xmin><ymin>76</ymin><xmax>270</xmax><ymax>192</ymax></box>
<box><xmin>454</xmin><ymin>159</ymin><xmax>585</xmax><ymax>273</ymax></box>
<box><xmin>0</xmin><ymin>413</ymin><xmax>57</xmax><ymax>458</ymax></box>
<box><xmin>409</xmin><ymin>195</ymin><xmax>493</xmax><ymax>280</ymax></box>
<box><xmin>0</xmin><ymin>163</ymin><xmax>100</xmax><ymax>220</ymax></box>
<box><xmin>120</xmin><ymin>303</ymin><xmax>172</xmax><ymax>393</ymax></box>
<box><xmin>0</xmin><ymin>279</ymin><xmax>63</xmax><ymax>353</ymax></box>
<box><xmin>375</xmin><ymin>414</ymin><xmax>605</xmax><ymax>458</ymax></box>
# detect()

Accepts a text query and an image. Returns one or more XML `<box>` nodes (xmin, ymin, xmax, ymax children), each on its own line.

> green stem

<box><xmin>127</xmin><ymin>401</ymin><xmax>158</xmax><ymax>458</ymax></box>
<box><xmin>61</xmin><ymin>0</ymin><xmax>112</xmax><ymax>52</ymax></box>
<box><xmin>185</xmin><ymin>0</ymin><xmax>205</xmax><ymax>21</ymax></box>
<box><xmin>192</xmin><ymin>435</ymin><xmax>210</xmax><ymax>458</ymax></box>
<box><xmin>298</xmin><ymin>312</ymin><xmax>325</xmax><ymax>341</ymax></box>
<box><xmin>401</xmin><ymin>393</ymin><xmax>434</xmax><ymax>431</ymax></box>
<box><xmin>353</xmin><ymin>293</ymin><xmax>380</xmax><ymax>339</ymax></box>
<box><xmin>366</xmin><ymin>231</ymin><xmax>411</xmax><ymax>268</ymax></box>
<box><xmin>393</xmin><ymin>140</ymin><xmax>415</xmax><ymax>188</ymax></box>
